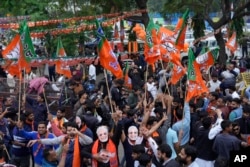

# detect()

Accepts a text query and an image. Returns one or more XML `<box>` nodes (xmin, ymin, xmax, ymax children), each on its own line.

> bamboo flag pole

<box><xmin>43</xmin><ymin>89</ymin><xmax>50</xmax><ymax>113</ymax></box>
<box><xmin>18</xmin><ymin>69</ymin><xmax>22</xmax><ymax>122</ymax></box>
<box><xmin>103</xmin><ymin>69</ymin><xmax>114</xmax><ymax>113</ymax></box>
<box><xmin>144</xmin><ymin>64</ymin><xmax>149</xmax><ymax>101</ymax></box>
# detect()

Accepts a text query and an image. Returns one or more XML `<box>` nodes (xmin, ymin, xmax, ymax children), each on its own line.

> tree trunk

<box><xmin>125</xmin><ymin>0</ymin><xmax>149</xmax><ymax>27</ymax></box>
<box><xmin>214</xmin><ymin>31</ymin><xmax>227</xmax><ymax>65</ymax></box>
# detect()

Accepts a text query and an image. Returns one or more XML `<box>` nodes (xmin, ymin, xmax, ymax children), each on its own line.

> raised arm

<box><xmin>209</xmin><ymin>109</ymin><xmax>223</xmax><ymax>140</ymax></box>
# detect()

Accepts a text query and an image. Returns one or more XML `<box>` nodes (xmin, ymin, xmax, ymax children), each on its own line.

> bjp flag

<box><xmin>169</xmin><ymin>64</ymin><xmax>186</xmax><ymax>85</ymax></box>
<box><xmin>96</xmin><ymin>20</ymin><xmax>123</xmax><ymax>79</ymax></box>
<box><xmin>226</xmin><ymin>32</ymin><xmax>237</xmax><ymax>53</ymax></box>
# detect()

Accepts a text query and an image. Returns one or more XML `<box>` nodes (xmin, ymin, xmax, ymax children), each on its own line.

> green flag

<box><xmin>187</xmin><ymin>48</ymin><xmax>196</xmax><ymax>81</ymax></box>
<box><xmin>19</xmin><ymin>21</ymin><xmax>36</xmax><ymax>62</ymax></box>
<box><xmin>146</xmin><ymin>19</ymin><xmax>159</xmax><ymax>48</ymax></box>
<box><xmin>210</xmin><ymin>47</ymin><xmax>219</xmax><ymax>60</ymax></box>
<box><xmin>56</xmin><ymin>37</ymin><xmax>67</xmax><ymax>57</ymax></box>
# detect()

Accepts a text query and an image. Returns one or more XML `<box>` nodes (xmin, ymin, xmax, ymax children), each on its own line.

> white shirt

<box><xmin>25</xmin><ymin>72</ymin><xmax>37</xmax><ymax>81</ymax></box>
<box><xmin>207</xmin><ymin>80</ymin><xmax>221</xmax><ymax>92</ymax></box>
<box><xmin>147</xmin><ymin>82</ymin><xmax>157</xmax><ymax>99</ymax></box>
<box><xmin>221</xmin><ymin>70</ymin><xmax>235</xmax><ymax>79</ymax></box>
<box><xmin>231</xmin><ymin>91</ymin><xmax>240</xmax><ymax>99</ymax></box>
<box><xmin>88</xmin><ymin>64</ymin><xmax>96</xmax><ymax>80</ymax></box>
<box><xmin>188</xmin><ymin>161</ymin><xmax>199</xmax><ymax>167</ymax></box>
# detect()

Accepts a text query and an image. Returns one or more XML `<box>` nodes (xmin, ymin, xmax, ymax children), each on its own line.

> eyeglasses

<box><xmin>233</xmin><ymin>128</ymin><xmax>239</xmax><ymax>131</ymax></box>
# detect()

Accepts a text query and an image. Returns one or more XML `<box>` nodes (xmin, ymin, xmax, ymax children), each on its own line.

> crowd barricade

<box><xmin>0</xmin><ymin>77</ymin><xmax>73</xmax><ymax>118</ymax></box>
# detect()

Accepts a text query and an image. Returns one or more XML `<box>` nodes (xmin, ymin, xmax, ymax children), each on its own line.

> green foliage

<box><xmin>0</xmin><ymin>0</ymin><xmax>141</xmax><ymax>57</ymax></box>
<box><xmin>192</xmin><ymin>14</ymin><xmax>205</xmax><ymax>39</ymax></box>
<box><xmin>230</xmin><ymin>18</ymin><xmax>245</xmax><ymax>40</ymax></box>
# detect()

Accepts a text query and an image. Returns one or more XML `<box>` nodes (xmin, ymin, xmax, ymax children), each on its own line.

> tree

<box><xmin>163</xmin><ymin>0</ymin><xmax>250</xmax><ymax>64</ymax></box>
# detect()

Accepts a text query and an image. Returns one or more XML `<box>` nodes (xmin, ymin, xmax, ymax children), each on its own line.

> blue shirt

<box><xmin>172</xmin><ymin>102</ymin><xmax>190</xmax><ymax>146</ymax></box>
<box><xmin>19</xmin><ymin>130</ymin><xmax>56</xmax><ymax>166</ymax></box>
<box><xmin>166</xmin><ymin>128</ymin><xmax>178</xmax><ymax>159</ymax></box>
<box><xmin>12</xmin><ymin>127</ymin><xmax>30</xmax><ymax>156</ymax></box>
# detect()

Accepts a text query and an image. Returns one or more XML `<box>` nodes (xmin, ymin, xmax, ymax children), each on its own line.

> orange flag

<box><xmin>124</xmin><ymin>62</ymin><xmax>132</xmax><ymax>89</ymax></box>
<box><xmin>96</xmin><ymin>20</ymin><xmax>123</xmax><ymax>78</ymax></box>
<box><xmin>169</xmin><ymin>64</ymin><xmax>186</xmax><ymax>85</ymax></box>
<box><xmin>226</xmin><ymin>32</ymin><xmax>237</xmax><ymax>53</ymax></box>
<box><xmin>186</xmin><ymin>80</ymin><xmax>208</xmax><ymax>102</ymax></box>
<box><xmin>194</xmin><ymin>48</ymin><xmax>218</xmax><ymax>72</ymax></box>
<box><xmin>2</xmin><ymin>34</ymin><xmax>31</xmax><ymax>77</ymax></box>
<box><xmin>56</xmin><ymin>38</ymin><xmax>72</xmax><ymax>78</ymax></box>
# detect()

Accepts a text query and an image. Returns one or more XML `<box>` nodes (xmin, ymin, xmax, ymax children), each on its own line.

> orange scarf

<box><xmin>68</xmin><ymin>135</ymin><xmax>81</xmax><ymax>167</ymax></box>
<box><xmin>80</xmin><ymin>124</ymin><xmax>87</xmax><ymax>133</ymax></box>
<box><xmin>92</xmin><ymin>139</ymin><xmax>118</xmax><ymax>167</ymax></box>
<box><xmin>53</xmin><ymin>118</ymin><xmax>64</xmax><ymax>129</ymax></box>
<box><xmin>25</xmin><ymin>120</ymin><xmax>34</xmax><ymax>131</ymax></box>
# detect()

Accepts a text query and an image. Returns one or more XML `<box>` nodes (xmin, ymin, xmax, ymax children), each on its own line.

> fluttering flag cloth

<box><xmin>96</xmin><ymin>20</ymin><xmax>123</xmax><ymax>79</ymax></box>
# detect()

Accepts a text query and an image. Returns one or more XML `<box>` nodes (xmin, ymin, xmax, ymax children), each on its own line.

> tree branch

<box><xmin>234</xmin><ymin>1</ymin><xmax>250</xmax><ymax>14</ymax></box>
<box><xmin>233</xmin><ymin>11</ymin><xmax>250</xmax><ymax>20</ymax></box>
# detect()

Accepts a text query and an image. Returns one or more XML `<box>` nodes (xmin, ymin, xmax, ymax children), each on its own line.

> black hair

<box><xmin>38</xmin><ymin>121</ymin><xmax>47</xmax><ymax>126</ymax></box>
<box><xmin>138</xmin><ymin>153</ymin><xmax>152</xmax><ymax>166</ymax></box>
<box><xmin>231</xmin><ymin>98</ymin><xmax>241</xmax><ymax>104</ymax></box>
<box><xmin>232</xmin><ymin>121</ymin><xmax>240</xmax><ymax>128</ymax></box>
<box><xmin>147</xmin><ymin>116</ymin><xmax>158</xmax><ymax>126</ymax></box>
<box><xmin>57</xmin><ymin>106</ymin><xmax>65</xmax><ymax>113</ymax></box>
<box><xmin>242</xmin><ymin>104</ymin><xmax>250</xmax><ymax>114</ymax></box>
<box><xmin>183</xmin><ymin>145</ymin><xmax>197</xmax><ymax>162</ymax></box>
<box><xmin>43</xmin><ymin>148</ymin><xmax>53</xmax><ymax>161</ymax></box>
<box><xmin>78</xmin><ymin>90</ymin><xmax>87</xmax><ymax>99</ymax></box>
<box><xmin>24</xmin><ymin>111</ymin><xmax>33</xmax><ymax>118</ymax></box>
<box><xmin>154</xmin><ymin>106</ymin><xmax>164</xmax><ymax>118</ymax></box>
<box><xmin>202</xmin><ymin>116</ymin><xmax>212</xmax><ymax>129</ymax></box>
<box><xmin>228</xmin><ymin>86</ymin><xmax>236</xmax><ymax>91</ymax></box>
<box><xmin>210</xmin><ymin>92</ymin><xmax>219</xmax><ymax>100</ymax></box>
<box><xmin>220</xmin><ymin>120</ymin><xmax>232</xmax><ymax>130</ymax></box>
<box><xmin>175</xmin><ymin>108</ymin><xmax>183</xmax><ymax>120</ymax></box>
<box><xmin>132</xmin><ymin>144</ymin><xmax>145</xmax><ymax>154</ymax></box>
<box><xmin>38</xmin><ymin>93</ymin><xmax>46</xmax><ymax>101</ymax></box>
<box><xmin>67</xmin><ymin>121</ymin><xmax>78</xmax><ymax>129</ymax></box>
<box><xmin>157</xmin><ymin>144</ymin><xmax>172</xmax><ymax>158</ymax></box>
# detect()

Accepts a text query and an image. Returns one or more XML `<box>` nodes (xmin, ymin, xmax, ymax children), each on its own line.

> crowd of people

<box><xmin>0</xmin><ymin>51</ymin><xmax>249</xmax><ymax>167</ymax></box>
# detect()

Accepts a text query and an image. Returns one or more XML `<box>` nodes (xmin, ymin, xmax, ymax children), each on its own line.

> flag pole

<box><xmin>103</xmin><ymin>69</ymin><xmax>114</xmax><ymax>113</ymax></box>
<box><xmin>43</xmin><ymin>89</ymin><xmax>50</xmax><ymax>113</ymax></box>
<box><xmin>144</xmin><ymin>64</ymin><xmax>148</xmax><ymax>101</ymax></box>
<box><xmin>23</xmin><ymin>68</ymin><xmax>26</xmax><ymax>106</ymax></box>
<box><xmin>18</xmin><ymin>68</ymin><xmax>22</xmax><ymax>122</ymax></box>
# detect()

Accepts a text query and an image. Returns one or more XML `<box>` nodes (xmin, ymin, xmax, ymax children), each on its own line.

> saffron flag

<box><xmin>144</xmin><ymin>20</ymin><xmax>161</xmax><ymax>65</ymax></box>
<box><xmin>187</xmin><ymin>49</ymin><xmax>200</xmax><ymax>81</ymax></box>
<box><xmin>186</xmin><ymin>48</ymin><xmax>208</xmax><ymax>102</ymax></box>
<box><xmin>195</xmin><ymin>48</ymin><xmax>218</xmax><ymax>72</ymax></box>
<box><xmin>186</xmin><ymin>80</ymin><xmax>207</xmax><ymax>102</ymax></box>
<box><xmin>56</xmin><ymin>38</ymin><xmax>72</xmax><ymax>78</ymax></box>
<box><xmin>169</xmin><ymin>63</ymin><xmax>186</xmax><ymax>85</ymax></box>
<box><xmin>2</xmin><ymin>35</ymin><xmax>21</xmax><ymax>60</ymax></box>
<box><xmin>226</xmin><ymin>32</ymin><xmax>237</xmax><ymax>53</ymax></box>
<box><xmin>96</xmin><ymin>20</ymin><xmax>123</xmax><ymax>78</ymax></box>
<box><xmin>2</xmin><ymin>35</ymin><xmax>22</xmax><ymax>77</ymax></box>
<box><xmin>123</xmin><ymin>62</ymin><xmax>132</xmax><ymax>89</ymax></box>
<box><xmin>175</xmin><ymin>9</ymin><xmax>189</xmax><ymax>50</ymax></box>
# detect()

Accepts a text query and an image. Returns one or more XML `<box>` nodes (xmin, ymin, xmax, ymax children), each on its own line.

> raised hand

<box><xmin>27</xmin><ymin>140</ymin><xmax>37</xmax><ymax>147</ymax></box>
